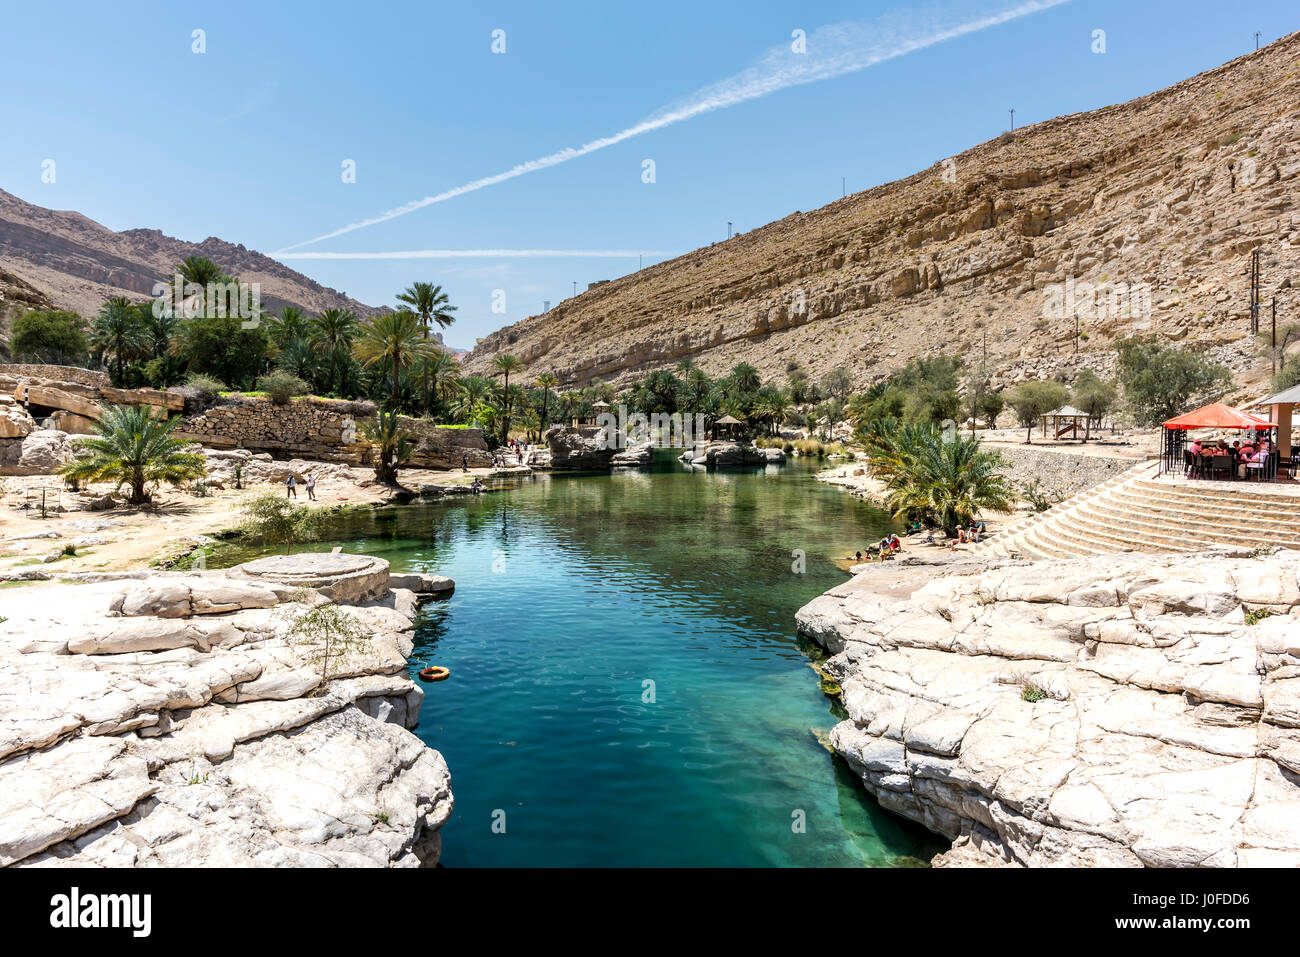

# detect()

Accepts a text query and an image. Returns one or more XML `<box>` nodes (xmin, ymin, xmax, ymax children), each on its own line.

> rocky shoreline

<box><xmin>796</xmin><ymin>548</ymin><xmax>1300</xmax><ymax>867</ymax></box>
<box><xmin>0</xmin><ymin>553</ymin><xmax>453</xmax><ymax>867</ymax></box>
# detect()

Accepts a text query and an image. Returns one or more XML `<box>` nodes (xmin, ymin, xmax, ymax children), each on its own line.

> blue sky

<box><xmin>2</xmin><ymin>0</ymin><xmax>1296</xmax><ymax>348</ymax></box>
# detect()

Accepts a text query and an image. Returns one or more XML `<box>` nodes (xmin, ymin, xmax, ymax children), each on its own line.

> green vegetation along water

<box><xmin>227</xmin><ymin>452</ymin><xmax>945</xmax><ymax>866</ymax></box>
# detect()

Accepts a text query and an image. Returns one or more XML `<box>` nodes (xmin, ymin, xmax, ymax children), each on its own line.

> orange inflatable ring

<box><xmin>418</xmin><ymin>666</ymin><xmax>450</xmax><ymax>683</ymax></box>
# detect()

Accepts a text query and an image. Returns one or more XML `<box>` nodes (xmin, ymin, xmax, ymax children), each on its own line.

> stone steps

<box><xmin>972</xmin><ymin>459</ymin><xmax>1300</xmax><ymax>559</ymax></box>
<box><xmin>1092</xmin><ymin>497</ymin><xmax>1300</xmax><ymax>544</ymax></box>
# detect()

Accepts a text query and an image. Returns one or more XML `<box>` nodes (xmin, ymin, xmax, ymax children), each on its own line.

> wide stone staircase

<box><xmin>973</xmin><ymin>460</ymin><xmax>1300</xmax><ymax>559</ymax></box>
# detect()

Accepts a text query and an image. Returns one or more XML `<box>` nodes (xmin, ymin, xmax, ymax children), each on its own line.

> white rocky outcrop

<box><xmin>611</xmin><ymin>443</ymin><xmax>653</xmax><ymax>467</ymax></box>
<box><xmin>200</xmin><ymin>448</ymin><xmax>356</xmax><ymax>488</ymax></box>
<box><xmin>0</xmin><ymin>554</ymin><xmax>453</xmax><ymax>867</ymax></box>
<box><xmin>0</xmin><ymin>399</ymin><xmax>36</xmax><ymax>439</ymax></box>
<box><xmin>678</xmin><ymin>442</ymin><xmax>785</xmax><ymax>467</ymax></box>
<box><xmin>0</xmin><ymin>428</ymin><xmax>75</xmax><ymax>475</ymax></box>
<box><xmin>796</xmin><ymin>549</ymin><xmax>1300</xmax><ymax>867</ymax></box>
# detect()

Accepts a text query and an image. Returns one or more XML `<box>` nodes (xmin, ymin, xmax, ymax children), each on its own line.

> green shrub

<box><xmin>241</xmin><ymin>492</ymin><xmax>321</xmax><ymax>554</ymax></box>
<box><xmin>1021</xmin><ymin>684</ymin><xmax>1047</xmax><ymax>703</ymax></box>
<box><xmin>1245</xmin><ymin>608</ymin><xmax>1276</xmax><ymax>626</ymax></box>
<box><xmin>256</xmin><ymin>371</ymin><xmax>310</xmax><ymax>406</ymax></box>
<box><xmin>183</xmin><ymin>373</ymin><xmax>227</xmax><ymax>406</ymax></box>
<box><xmin>11</xmin><ymin>309</ymin><xmax>89</xmax><ymax>365</ymax></box>
<box><xmin>1019</xmin><ymin>479</ymin><xmax>1062</xmax><ymax>513</ymax></box>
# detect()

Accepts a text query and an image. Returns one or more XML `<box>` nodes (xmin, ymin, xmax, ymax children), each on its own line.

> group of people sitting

<box><xmin>1188</xmin><ymin>436</ymin><xmax>1271</xmax><ymax>480</ymax></box>
<box><xmin>953</xmin><ymin>520</ymin><xmax>987</xmax><ymax>545</ymax></box>
<box><xmin>848</xmin><ymin>518</ymin><xmax>990</xmax><ymax>565</ymax></box>
<box><xmin>852</xmin><ymin>533</ymin><xmax>904</xmax><ymax>564</ymax></box>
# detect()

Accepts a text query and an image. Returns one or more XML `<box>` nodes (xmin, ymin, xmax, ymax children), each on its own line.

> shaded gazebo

<box><xmin>1039</xmin><ymin>405</ymin><xmax>1090</xmax><ymax>440</ymax></box>
<box><xmin>713</xmin><ymin>413</ymin><xmax>743</xmax><ymax>441</ymax></box>
<box><xmin>572</xmin><ymin>399</ymin><xmax>610</xmax><ymax>427</ymax></box>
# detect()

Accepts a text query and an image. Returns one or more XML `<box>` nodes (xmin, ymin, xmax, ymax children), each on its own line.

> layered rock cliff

<box><xmin>466</xmin><ymin>33</ymin><xmax>1300</xmax><ymax>395</ymax></box>
<box><xmin>0</xmin><ymin>555</ymin><xmax>453</xmax><ymax>867</ymax></box>
<box><xmin>796</xmin><ymin>549</ymin><xmax>1300</xmax><ymax>867</ymax></box>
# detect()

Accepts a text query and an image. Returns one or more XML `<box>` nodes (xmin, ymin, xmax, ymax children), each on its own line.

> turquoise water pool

<box><xmin>251</xmin><ymin>454</ymin><xmax>944</xmax><ymax>866</ymax></box>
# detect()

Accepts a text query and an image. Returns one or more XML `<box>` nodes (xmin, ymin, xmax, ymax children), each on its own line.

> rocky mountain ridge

<box><xmin>464</xmin><ymin>32</ymin><xmax>1300</xmax><ymax>397</ymax></box>
<box><xmin>0</xmin><ymin>187</ymin><xmax>379</xmax><ymax>321</ymax></box>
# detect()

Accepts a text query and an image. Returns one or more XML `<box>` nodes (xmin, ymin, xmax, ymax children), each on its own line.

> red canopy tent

<box><xmin>1162</xmin><ymin>403</ymin><xmax>1276</xmax><ymax>430</ymax></box>
<box><xmin>1160</xmin><ymin>403</ymin><xmax>1279</xmax><ymax>479</ymax></box>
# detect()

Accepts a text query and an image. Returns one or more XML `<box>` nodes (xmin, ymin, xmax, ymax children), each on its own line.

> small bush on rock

<box><xmin>241</xmin><ymin>492</ymin><xmax>322</xmax><ymax>554</ymax></box>
<box><xmin>184</xmin><ymin>373</ymin><xmax>226</xmax><ymax>401</ymax></box>
<box><xmin>256</xmin><ymin>371</ymin><xmax>311</xmax><ymax>406</ymax></box>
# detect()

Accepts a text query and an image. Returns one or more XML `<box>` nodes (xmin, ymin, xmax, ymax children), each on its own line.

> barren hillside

<box><xmin>0</xmin><ymin>187</ymin><xmax>379</xmax><ymax>320</ymax></box>
<box><xmin>464</xmin><ymin>33</ymin><xmax>1300</xmax><ymax>397</ymax></box>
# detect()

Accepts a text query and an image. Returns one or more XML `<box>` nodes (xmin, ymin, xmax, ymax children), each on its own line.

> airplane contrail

<box><xmin>274</xmin><ymin>0</ymin><xmax>1068</xmax><ymax>255</ymax></box>
<box><xmin>275</xmin><ymin>249</ymin><xmax>668</xmax><ymax>260</ymax></box>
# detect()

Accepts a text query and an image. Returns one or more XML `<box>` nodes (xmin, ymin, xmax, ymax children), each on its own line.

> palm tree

<box><xmin>416</xmin><ymin>350</ymin><xmax>459</xmax><ymax>418</ymax></box>
<box><xmin>864</xmin><ymin>422</ymin><xmax>1014</xmax><ymax>535</ymax></box>
<box><xmin>277</xmin><ymin>338</ymin><xmax>318</xmax><ymax>382</ymax></box>
<box><xmin>454</xmin><ymin>375</ymin><xmax>493</xmax><ymax>427</ymax></box>
<box><xmin>535</xmin><ymin>372</ymin><xmax>558</xmax><ymax>432</ymax></box>
<box><xmin>491</xmin><ymin>353</ymin><xmax>524</xmax><ymax>442</ymax></box>
<box><xmin>57</xmin><ymin>405</ymin><xmax>206</xmax><ymax>505</ymax></box>
<box><xmin>267</xmin><ymin>306</ymin><xmax>311</xmax><ymax>351</ymax></box>
<box><xmin>397</xmin><ymin>282</ymin><xmax>457</xmax><ymax>411</ymax></box>
<box><xmin>753</xmin><ymin>392</ymin><xmax>790</xmax><ymax>436</ymax></box>
<box><xmin>90</xmin><ymin>297</ymin><xmax>148</xmax><ymax>385</ymax></box>
<box><xmin>685</xmin><ymin>367</ymin><xmax>712</xmax><ymax>411</ymax></box>
<box><xmin>175</xmin><ymin>255</ymin><xmax>227</xmax><ymax>289</ymax></box>
<box><xmin>730</xmin><ymin>362</ymin><xmax>761</xmax><ymax>396</ymax></box>
<box><xmin>518</xmin><ymin>408</ymin><xmax>541</xmax><ymax>442</ymax></box>
<box><xmin>352</xmin><ymin>309</ymin><xmax>433</xmax><ymax>411</ymax></box>
<box><xmin>358</xmin><ymin>410</ymin><xmax>415</xmax><ymax>484</ymax></box>
<box><xmin>434</xmin><ymin>354</ymin><xmax>462</xmax><ymax>405</ymax></box>
<box><xmin>140</xmin><ymin>303</ymin><xmax>176</xmax><ymax>359</ymax></box>
<box><xmin>309</xmin><ymin>308</ymin><xmax>358</xmax><ymax>395</ymax></box>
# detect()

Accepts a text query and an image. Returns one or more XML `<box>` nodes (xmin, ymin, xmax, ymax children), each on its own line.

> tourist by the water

<box><xmin>286</xmin><ymin>474</ymin><xmax>297</xmax><ymax>499</ymax></box>
<box><xmin>462</xmin><ymin>454</ymin><xmax>469</xmax><ymax>473</ymax></box>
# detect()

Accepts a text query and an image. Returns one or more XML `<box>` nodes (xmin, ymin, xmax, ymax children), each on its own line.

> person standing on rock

<box><xmin>286</xmin><ymin>474</ymin><xmax>297</xmax><ymax>499</ymax></box>
<box><xmin>306</xmin><ymin>474</ymin><xmax>316</xmax><ymax>501</ymax></box>
<box><xmin>462</xmin><ymin>454</ymin><xmax>469</xmax><ymax>473</ymax></box>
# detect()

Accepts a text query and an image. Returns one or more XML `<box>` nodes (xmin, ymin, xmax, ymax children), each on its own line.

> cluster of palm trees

<box><xmin>859</xmin><ymin>420</ymin><xmax>1014</xmax><ymax>534</ymax></box>
<box><xmin>618</xmin><ymin>360</ymin><xmax>798</xmax><ymax>435</ymax></box>
<box><xmin>265</xmin><ymin>280</ymin><xmax>459</xmax><ymax>411</ymax></box>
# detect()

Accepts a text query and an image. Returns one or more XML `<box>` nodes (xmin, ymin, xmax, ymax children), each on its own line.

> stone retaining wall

<box><xmin>991</xmin><ymin>444</ymin><xmax>1143</xmax><ymax>500</ymax></box>
<box><xmin>0</xmin><ymin>364</ymin><xmax>109</xmax><ymax>388</ymax></box>
<box><xmin>176</xmin><ymin>396</ymin><xmax>492</xmax><ymax>468</ymax></box>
